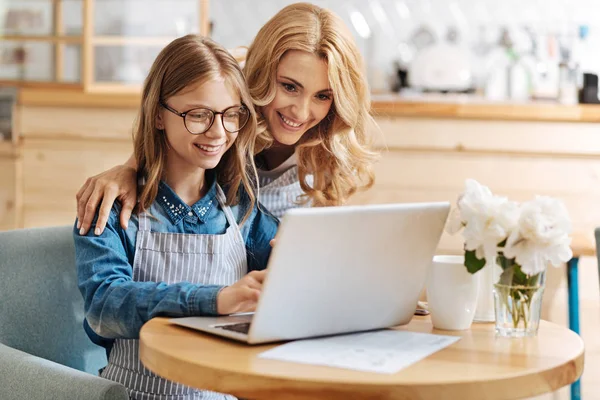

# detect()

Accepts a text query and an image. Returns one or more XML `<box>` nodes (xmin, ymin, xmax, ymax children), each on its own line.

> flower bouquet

<box><xmin>447</xmin><ymin>179</ymin><xmax>572</xmax><ymax>337</ymax></box>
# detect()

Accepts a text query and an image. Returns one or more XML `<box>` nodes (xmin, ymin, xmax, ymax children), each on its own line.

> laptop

<box><xmin>171</xmin><ymin>201</ymin><xmax>450</xmax><ymax>344</ymax></box>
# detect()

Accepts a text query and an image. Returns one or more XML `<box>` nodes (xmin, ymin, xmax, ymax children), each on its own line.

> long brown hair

<box><xmin>244</xmin><ymin>2</ymin><xmax>379</xmax><ymax>206</ymax></box>
<box><xmin>134</xmin><ymin>34</ymin><xmax>258</xmax><ymax>220</ymax></box>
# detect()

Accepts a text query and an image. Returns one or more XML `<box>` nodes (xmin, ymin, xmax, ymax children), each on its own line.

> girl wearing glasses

<box><xmin>74</xmin><ymin>35</ymin><xmax>277</xmax><ymax>400</ymax></box>
<box><xmin>76</xmin><ymin>2</ymin><xmax>379</xmax><ymax>235</ymax></box>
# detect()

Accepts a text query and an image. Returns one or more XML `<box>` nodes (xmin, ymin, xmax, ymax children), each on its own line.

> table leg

<box><xmin>567</xmin><ymin>257</ymin><xmax>581</xmax><ymax>400</ymax></box>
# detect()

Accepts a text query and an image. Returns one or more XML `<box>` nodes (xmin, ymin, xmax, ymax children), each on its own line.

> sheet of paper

<box><xmin>258</xmin><ymin>329</ymin><xmax>460</xmax><ymax>374</ymax></box>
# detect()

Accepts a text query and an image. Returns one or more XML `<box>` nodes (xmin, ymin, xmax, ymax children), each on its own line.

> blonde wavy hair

<box><xmin>134</xmin><ymin>34</ymin><xmax>259</xmax><ymax>221</ymax></box>
<box><xmin>244</xmin><ymin>2</ymin><xmax>379</xmax><ymax>207</ymax></box>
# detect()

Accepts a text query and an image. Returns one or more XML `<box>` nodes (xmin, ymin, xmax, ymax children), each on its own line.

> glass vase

<box><xmin>493</xmin><ymin>255</ymin><xmax>546</xmax><ymax>337</ymax></box>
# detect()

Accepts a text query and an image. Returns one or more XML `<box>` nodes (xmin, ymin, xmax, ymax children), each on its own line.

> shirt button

<box><xmin>188</xmin><ymin>211</ymin><xmax>193</xmax><ymax>216</ymax></box>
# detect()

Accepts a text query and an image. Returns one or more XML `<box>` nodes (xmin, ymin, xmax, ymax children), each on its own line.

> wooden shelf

<box><xmin>0</xmin><ymin>35</ymin><xmax>82</xmax><ymax>44</ymax></box>
<box><xmin>372</xmin><ymin>95</ymin><xmax>600</xmax><ymax>123</ymax></box>
<box><xmin>17</xmin><ymin>87</ymin><xmax>139</xmax><ymax>108</ymax></box>
<box><xmin>85</xmin><ymin>83</ymin><xmax>143</xmax><ymax>94</ymax></box>
<box><xmin>92</xmin><ymin>36</ymin><xmax>177</xmax><ymax>46</ymax></box>
<box><xmin>0</xmin><ymin>81</ymin><xmax>82</xmax><ymax>90</ymax></box>
<box><xmin>16</xmin><ymin>88</ymin><xmax>600</xmax><ymax>126</ymax></box>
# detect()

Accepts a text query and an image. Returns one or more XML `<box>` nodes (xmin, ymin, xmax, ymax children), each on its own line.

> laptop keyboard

<box><xmin>216</xmin><ymin>322</ymin><xmax>251</xmax><ymax>334</ymax></box>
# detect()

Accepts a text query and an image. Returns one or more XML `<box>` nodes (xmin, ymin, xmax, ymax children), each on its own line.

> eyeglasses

<box><xmin>159</xmin><ymin>100</ymin><xmax>250</xmax><ymax>135</ymax></box>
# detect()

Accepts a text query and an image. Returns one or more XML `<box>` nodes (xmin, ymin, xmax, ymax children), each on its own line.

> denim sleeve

<box><xmin>74</xmin><ymin>209</ymin><xmax>225</xmax><ymax>340</ymax></box>
<box><xmin>244</xmin><ymin>202</ymin><xmax>279</xmax><ymax>271</ymax></box>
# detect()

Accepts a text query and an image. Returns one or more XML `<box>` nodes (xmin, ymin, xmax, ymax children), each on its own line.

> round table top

<box><xmin>139</xmin><ymin>316</ymin><xmax>584</xmax><ymax>400</ymax></box>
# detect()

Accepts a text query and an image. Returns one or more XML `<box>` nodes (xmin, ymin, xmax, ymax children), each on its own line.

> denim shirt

<box><xmin>74</xmin><ymin>176</ymin><xmax>278</xmax><ymax>351</ymax></box>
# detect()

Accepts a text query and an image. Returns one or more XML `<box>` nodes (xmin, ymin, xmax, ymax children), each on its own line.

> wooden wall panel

<box><xmin>348</xmin><ymin>117</ymin><xmax>600</xmax><ymax>255</ymax></box>
<box><xmin>19</xmin><ymin>106</ymin><xmax>137</xmax><ymax>140</ymax></box>
<box><xmin>375</xmin><ymin>117</ymin><xmax>600</xmax><ymax>156</ymax></box>
<box><xmin>21</xmin><ymin>138</ymin><xmax>132</xmax><ymax>228</ymax></box>
<box><xmin>0</xmin><ymin>146</ymin><xmax>19</xmax><ymax>231</ymax></box>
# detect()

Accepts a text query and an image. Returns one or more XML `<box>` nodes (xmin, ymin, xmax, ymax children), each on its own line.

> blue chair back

<box><xmin>0</xmin><ymin>226</ymin><xmax>106</xmax><ymax>375</ymax></box>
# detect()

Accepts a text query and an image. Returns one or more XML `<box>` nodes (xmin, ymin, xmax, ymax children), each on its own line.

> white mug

<box><xmin>426</xmin><ymin>255</ymin><xmax>479</xmax><ymax>331</ymax></box>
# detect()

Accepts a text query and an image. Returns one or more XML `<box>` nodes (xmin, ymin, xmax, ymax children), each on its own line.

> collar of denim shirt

<box><xmin>156</xmin><ymin>174</ymin><xmax>218</xmax><ymax>225</ymax></box>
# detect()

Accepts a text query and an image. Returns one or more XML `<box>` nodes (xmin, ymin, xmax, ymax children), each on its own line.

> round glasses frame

<box><xmin>159</xmin><ymin>100</ymin><xmax>250</xmax><ymax>135</ymax></box>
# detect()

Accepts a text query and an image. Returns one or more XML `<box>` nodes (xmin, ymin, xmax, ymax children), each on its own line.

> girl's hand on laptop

<box><xmin>216</xmin><ymin>270</ymin><xmax>266</xmax><ymax>315</ymax></box>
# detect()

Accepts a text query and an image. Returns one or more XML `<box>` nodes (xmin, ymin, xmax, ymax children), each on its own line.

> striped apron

<box><xmin>258</xmin><ymin>165</ymin><xmax>313</xmax><ymax>218</ymax></box>
<box><xmin>101</xmin><ymin>184</ymin><xmax>246</xmax><ymax>400</ymax></box>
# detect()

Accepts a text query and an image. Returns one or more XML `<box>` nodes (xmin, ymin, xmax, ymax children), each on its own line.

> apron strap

<box><xmin>215</xmin><ymin>184</ymin><xmax>239</xmax><ymax>228</ymax></box>
<box><xmin>215</xmin><ymin>184</ymin><xmax>245</xmax><ymax>245</ymax></box>
<box><xmin>138</xmin><ymin>210</ymin><xmax>151</xmax><ymax>232</ymax></box>
<box><xmin>136</xmin><ymin>178</ymin><xmax>152</xmax><ymax>232</ymax></box>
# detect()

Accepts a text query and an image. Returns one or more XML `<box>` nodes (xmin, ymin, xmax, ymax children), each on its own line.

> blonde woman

<box><xmin>75</xmin><ymin>35</ymin><xmax>278</xmax><ymax>399</ymax></box>
<box><xmin>76</xmin><ymin>2</ymin><xmax>379</xmax><ymax>234</ymax></box>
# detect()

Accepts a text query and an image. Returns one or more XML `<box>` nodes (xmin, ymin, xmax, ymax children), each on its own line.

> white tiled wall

<box><xmin>211</xmin><ymin>0</ymin><xmax>600</xmax><ymax>92</ymax></box>
<box><xmin>3</xmin><ymin>0</ymin><xmax>600</xmax><ymax>90</ymax></box>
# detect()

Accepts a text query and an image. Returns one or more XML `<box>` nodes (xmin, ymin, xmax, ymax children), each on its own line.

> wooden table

<box><xmin>140</xmin><ymin>316</ymin><xmax>584</xmax><ymax>400</ymax></box>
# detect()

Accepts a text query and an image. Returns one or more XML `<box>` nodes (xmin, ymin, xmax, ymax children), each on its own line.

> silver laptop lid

<box><xmin>247</xmin><ymin>202</ymin><xmax>450</xmax><ymax>344</ymax></box>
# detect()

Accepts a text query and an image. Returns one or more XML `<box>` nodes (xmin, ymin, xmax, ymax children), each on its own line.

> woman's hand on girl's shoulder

<box><xmin>76</xmin><ymin>165</ymin><xmax>138</xmax><ymax>236</ymax></box>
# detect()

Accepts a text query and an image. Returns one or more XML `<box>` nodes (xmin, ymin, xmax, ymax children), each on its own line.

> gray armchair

<box><xmin>0</xmin><ymin>225</ymin><xmax>127</xmax><ymax>400</ymax></box>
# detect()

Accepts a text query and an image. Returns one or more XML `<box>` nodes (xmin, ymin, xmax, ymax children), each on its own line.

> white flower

<box><xmin>446</xmin><ymin>179</ymin><xmax>520</xmax><ymax>265</ymax></box>
<box><xmin>445</xmin><ymin>206</ymin><xmax>464</xmax><ymax>235</ymax></box>
<box><xmin>503</xmin><ymin>196</ymin><xmax>573</xmax><ymax>276</ymax></box>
